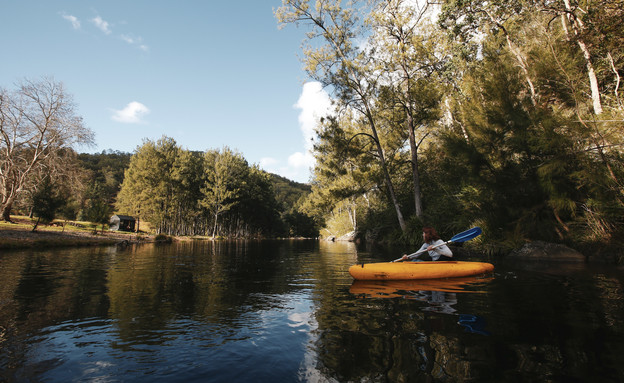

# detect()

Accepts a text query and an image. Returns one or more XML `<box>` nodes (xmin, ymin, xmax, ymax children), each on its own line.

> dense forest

<box><xmin>277</xmin><ymin>0</ymin><xmax>624</xmax><ymax>252</ymax></box>
<box><xmin>113</xmin><ymin>137</ymin><xmax>316</xmax><ymax>238</ymax></box>
<box><xmin>2</xmin><ymin>0</ymin><xmax>623</xmax><ymax>252</ymax></box>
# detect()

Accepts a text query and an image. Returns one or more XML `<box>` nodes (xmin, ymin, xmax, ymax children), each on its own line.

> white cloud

<box><xmin>121</xmin><ymin>34</ymin><xmax>149</xmax><ymax>52</ymax></box>
<box><xmin>260</xmin><ymin>82</ymin><xmax>332</xmax><ymax>183</ymax></box>
<box><xmin>111</xmin><ymin>102</ymin><xmax>150</xmax><ymax>124</ymax></box>
<box><xmin>288</xmin><ymin>151</ymin><xmax>315</xmax><ymax>169</ymax></box>
<box><xmin>61</xmin><ymin>14</ymin><xmax>80</xmax><ymax>29</ymax></box>
<box><xmin>260</xmin><ymin>157</ymin><xmax>278</xmax><ymax>168</ymax></box>
<box><xmin>120</xmin><ymin>34</ymin><xmax>136</xmax><ymax>44</ymax></box>
<box><xmin>289</xmin><ymin>81</ymin><xmax>332</xmax><ymax>180</ymax></box>
<box><xmin>91</xmin><ymin>16</ymin><xmax>111</xmax><ymax>35</ymax></box>
<box><xmin>294</xmin><ymin>82</ymin><xmax>332</xmax><ymax>152</ymax></box>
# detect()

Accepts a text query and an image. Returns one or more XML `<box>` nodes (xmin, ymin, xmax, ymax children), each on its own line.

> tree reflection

<box><xmin>2</xmin><ymin>243</ymin><xmax>624</xmax><ymax>382</ymax></box>
<box><xmin>313</xmin><ymin>279</ymin><xmax>495</xmax><ymax>382</ymax></box>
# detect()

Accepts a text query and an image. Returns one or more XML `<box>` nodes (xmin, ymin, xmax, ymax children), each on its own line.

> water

<box><xmin>1</xmin><ymin>240</ymin><xmax>624</xmax><ymax>382</ymax></box>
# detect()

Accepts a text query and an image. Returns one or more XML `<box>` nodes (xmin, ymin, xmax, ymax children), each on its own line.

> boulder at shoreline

<box><xmin>508</xmin><ymin>241</ymin><xmax>586</xmax><ymax>262</ymax></box>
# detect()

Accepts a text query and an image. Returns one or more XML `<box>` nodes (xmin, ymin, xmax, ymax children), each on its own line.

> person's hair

<box><xmin>422</xmin><ymin>226</ymin><xmax>440</xmax><ymax>243</ymax></box>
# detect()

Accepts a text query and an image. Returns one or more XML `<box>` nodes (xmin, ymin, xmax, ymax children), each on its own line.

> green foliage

<box><xmin>268</xmin><ymin>173</ymin><xmax>318</xmax><ymax>237</ymax></box>
<box><xmin>283</xmin><ymin>0</ymin><xmax>624</xmax><ymax>249</ymax></box>
<box><xmin>115</xmin><ymin>136</ymin><xmax>181</xmax><ymax>233</ymax></box>
<box><xmin>31</xmin><ymin>176</ymin><xmax>66</xmax><ymax>230</ymax></box>
<box><xmin>201</xmin><ymin>147</ymin><xmax>243</xmax><ymax>236</ymax></box>
<box><xmin>77</xmin><ymin>150</ymin><xmax>132</xmax><ymax>204</ymax></box>
<box><xmin>81</xmin><ymin>181</ymin><xmax>114</xmax><ymax>233</ymax></box>
<box><xmin>433</xmin><ymin>36</ymin><xmax>623</xmax><ymax>245</ymax></box>
<box><xmin>154</xmin><ymin>233</ymin><xmax>172</xmax><ymax>242</ymax></box>
<box><xmin>114</xmin><ymin>136</ymin><xmax>312</xmax><ymax>238</ymax></box>
<box><xmin>269</xmin><ymin>173</ymin><xmax>311</xmax><ymax>211</ymax></box>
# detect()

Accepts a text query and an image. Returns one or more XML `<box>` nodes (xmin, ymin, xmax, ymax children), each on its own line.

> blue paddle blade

<box><xmin>449</xmin><ymin>227</ymin><xmax>482</xmax><ymax>243</ymax></box>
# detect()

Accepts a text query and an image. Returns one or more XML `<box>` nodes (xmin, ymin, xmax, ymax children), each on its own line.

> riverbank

<box><xmin>0</xmin><ymin>216</ymin><xmax>152</xmax><ymax>250</ymax></box>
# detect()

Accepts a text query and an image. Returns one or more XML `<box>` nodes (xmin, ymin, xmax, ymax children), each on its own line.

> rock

<box><xmin>508</xmin><ymin>241</ymin><xmax>586</xmax><ymax>262</ymax></box>
<box><xmin>337</xmin><ymin>231</ymin><xmax>356</xmax><ymax>242</ymax></box>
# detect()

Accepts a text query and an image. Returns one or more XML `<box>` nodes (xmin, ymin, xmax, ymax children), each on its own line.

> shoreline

<box><xmin>0</xmin><ymin>217</ymin><xmax>153</xmax><ymax>250</ymax></box>
<box><xmin>0</xmin><ymin>227</ymin><xmax>151</xmax><ymax>250</ymax></box>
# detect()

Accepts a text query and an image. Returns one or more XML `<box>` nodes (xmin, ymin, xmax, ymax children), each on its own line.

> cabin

<box><xmin>110</xmin><ymin>215</ymin><xmax>136</xmax><ymax>232</ymax></box>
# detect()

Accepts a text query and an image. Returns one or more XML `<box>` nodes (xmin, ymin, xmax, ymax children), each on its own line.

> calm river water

<box><xmin>1</xmin><ymin>240</ymin><xmax>624</xmax><ymax>382</ymax></box>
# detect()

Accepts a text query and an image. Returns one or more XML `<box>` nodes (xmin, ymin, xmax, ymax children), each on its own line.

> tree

<box><xmin>170</xmin><ymin>150</ymin><xmax>204</xmax><ymax>236</ymax></box>
<box><xmin>370</xmin><ymin>0</ymin><xmax>444</xmax><ymax>218</ymax></box>
<box><xmin>78</xmin><ymin>150</ymin><xmax>132</xmax><ymax>206</ymax></box>
<box><xmin>439</xmin><ymin>0</ymin><xmax>538</xmax><ymax>105</ymax></box>
<box><xmin>539</xmin><ymin>0</ymin><xmax>606</xmax><ymax>114</ymax></box>
<box><xmin>0</xmin><ymin>77</ymin><xmax>94</xmax><ymax>221</ymax></box>
<box><xmin>30</xmin><ymin>175</ymin><xmax>65</xmax><ymax>232</ymax></box>
<box><xmin>269</xmin><ymin>173</ymin><xmax>316</xmax><ymax>237</ymax></box>
<box><xmin>82</xmin><ymin>182</ymin><xmax>113</xmax><ymax>233</ymax></box>
<box><xmin>303</xmin><ymin>113</ymin><xmax>377</xmax><ymax>235</ymax></box>
<box><xmin>438</xmin><ymin>33</ymin><xmax>623</xmax><ymax>243</ymax></box>
<box><xmin>233</xmin><ymin>166</ymin><xmax>280</xmax><ymax>237</ymax></box>
<box><xmin>200</xmin><ymin>147</ymin><xmax>243</xmax><ymax>238</ymax></box>
<box><xmin>276</xmin><ymin>0</ymin><xmax>407</xmax><ymax>232</ymax></box>
<box><xmin>116</xmin><ymin>136</ymin><xmax>180</xmax><ymax>234</ymax></box>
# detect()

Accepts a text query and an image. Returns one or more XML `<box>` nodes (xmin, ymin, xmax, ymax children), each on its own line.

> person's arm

<box><xmin>434</xmin><ymin>240</ymin><xmax>453</xmax><ymax>257</ymax></box>
<box><xmin>401</xmin><ymin>242</ymin><xmax>428</xmax><ymax>261</ymax></box>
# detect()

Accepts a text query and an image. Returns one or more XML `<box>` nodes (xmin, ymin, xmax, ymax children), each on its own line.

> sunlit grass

<box><xmin>0</xmin><ymin>215</ymin><xmax>143</xmax><ymax>250</ymax></box>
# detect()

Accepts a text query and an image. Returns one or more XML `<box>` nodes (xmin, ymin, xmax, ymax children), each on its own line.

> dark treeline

<box><xmin>279</xmin><ymin>0</ymin><xmax>624</xmax><ymax>253</ymax></box>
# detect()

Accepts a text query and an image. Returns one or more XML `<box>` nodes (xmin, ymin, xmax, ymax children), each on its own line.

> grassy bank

<box><xmin>0</xmin><ymin>216</ymin><xmax>150</xmax><ymax>250</ymax></box>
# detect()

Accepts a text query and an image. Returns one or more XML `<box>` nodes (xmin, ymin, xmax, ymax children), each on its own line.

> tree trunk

<box><xmin>407</xmin><ymin>113</ymin><xmax>424</xmax><ymax>218</ymax></box>
<box><xmin>485</xmin><ymin>10</ymin><xmax>537</xmax><ymax>105</ymax></box>
<box><xmin>608</xmin><ymin>53</ymin><xmax>622</xmax><ymax>108</ymax></box>
<box><xmin>368</xmin><ymin>115</ymin><xmax>407</xmax><ymax>232</ymax></box>
<box><xmin>505</xmin><ymin>34</ymin><xmax>537</xmax><ymax>105</ymax></box>
<box><xmin>32</xmin><ymin>217</ymin><xmax>40</xmax><ymax>232</ymax></box>
<box><xmin>577</xmin><ymin>39</ymin><xmax>603</xmax><ymax>114</ymax></box>
<box><xmin>562</xmin><ymin>0</ymin><xmax>603</xmax><ymax>114</ymax></box>
<box><xmin>1</xmin><ymin>199</ymin><xmax>14</xmax><ymax>222</ymax></box>
<box><xmin>212</xmin><ymin>213</ymin><xmax>219</xmax><ymax>238</ymax></box>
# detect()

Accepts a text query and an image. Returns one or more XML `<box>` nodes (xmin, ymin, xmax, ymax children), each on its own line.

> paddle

<box><xmin>392</xmin><ymin>227</ymin><xmax>483</xmax><ymax>262</ymax></box>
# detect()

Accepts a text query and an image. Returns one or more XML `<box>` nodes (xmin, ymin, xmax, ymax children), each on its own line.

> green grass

<box><xmin>0</xmin><ymin>215</ymin><xmax>140</xmax><ymax>250</ymax></box>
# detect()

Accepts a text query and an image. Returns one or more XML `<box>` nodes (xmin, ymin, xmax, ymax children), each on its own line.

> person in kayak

<box><xmin>401</xmin><ymin>226</ymin><xmax>453</xmax><ymax>261</ymax></box>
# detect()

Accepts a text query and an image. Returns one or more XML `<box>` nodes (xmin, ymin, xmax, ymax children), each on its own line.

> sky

<box><xmin>0</xmin><ymin>1</ymin><xmax>332</xmax><ymax>183</ymax></box>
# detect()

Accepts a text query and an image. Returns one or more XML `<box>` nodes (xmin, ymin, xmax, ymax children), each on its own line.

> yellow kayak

<box><xmin>348</xmin><ymin>261</ymin><xmax>494</xmax><ymax>281</ymax></box>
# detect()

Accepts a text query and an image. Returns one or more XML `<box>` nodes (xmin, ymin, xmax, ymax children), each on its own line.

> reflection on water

<box><xmin>350</xmin><ymin>276</ymin><xmax>492</xmax><ymax>295</ymax></box>
<box><xmin>1</xmin><ymin>240</ymin><xmax>624</xmax><ymax>382</ymax></box>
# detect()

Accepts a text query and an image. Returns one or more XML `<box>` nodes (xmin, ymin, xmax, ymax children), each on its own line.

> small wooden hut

<box><xmin>110</xmin><ymin>215</ymin><xmax>136</xmax><ymax>232</ymax></box>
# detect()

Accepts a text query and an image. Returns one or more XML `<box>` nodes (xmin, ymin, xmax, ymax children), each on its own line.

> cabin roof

<box><xmin>112</xmin><ymin>215</ymin><xmax>136</xmax><ymax>221</ymax></box>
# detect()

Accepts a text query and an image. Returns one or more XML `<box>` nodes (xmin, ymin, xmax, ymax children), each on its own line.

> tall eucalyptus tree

<box><xmin>370</xmin><ymin>0</ymin><xmax>443</xmax><ymax>218</ymax></box>
<box><xmin>276</xmin><ymin>0</ymin><xmax>407</xmax><ymax>232</ymax></box>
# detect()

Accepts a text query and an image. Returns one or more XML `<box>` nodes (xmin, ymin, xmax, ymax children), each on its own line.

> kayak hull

<box><xmin>348</xmin><ymin>261</ymin><xmax>494</xmax><ymax>281</ymax></box>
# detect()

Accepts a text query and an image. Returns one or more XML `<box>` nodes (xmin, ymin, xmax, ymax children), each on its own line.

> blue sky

<box><xmin>0</xmin><ymin>1</ymin><xmax>332</xmax><ymax>183</ymax></box>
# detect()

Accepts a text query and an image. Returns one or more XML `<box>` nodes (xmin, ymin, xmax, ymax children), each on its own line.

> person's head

<box><xmin>422</xmin><ymin>226</ymin><xmax>440</xmax><ymax>243</ymax></box>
